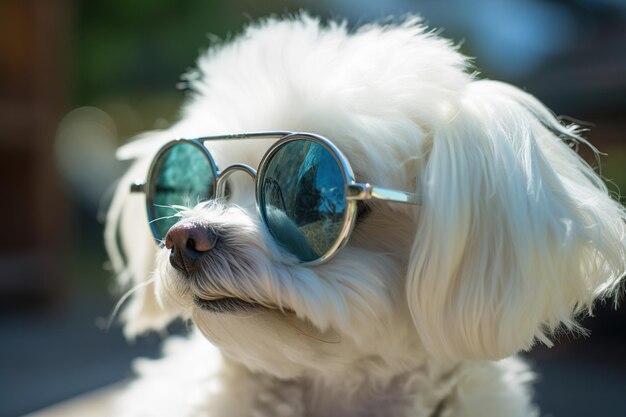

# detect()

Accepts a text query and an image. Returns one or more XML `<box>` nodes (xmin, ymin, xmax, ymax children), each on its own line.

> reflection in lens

<box><xmin>150</xmin><ymin>142</ymin><xmax>215</xmax><ymax>240</ymax></box>
<box><xmin>259</xmin><ymin>139</ymin><xmax>346</xmax><ymax>262</ymax></box>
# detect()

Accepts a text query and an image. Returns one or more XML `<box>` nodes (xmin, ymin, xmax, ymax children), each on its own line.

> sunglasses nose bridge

<box><xmin>215</xmin><ymin>163</ymin><xmax>258</xmax><ymax>197</ymax></box>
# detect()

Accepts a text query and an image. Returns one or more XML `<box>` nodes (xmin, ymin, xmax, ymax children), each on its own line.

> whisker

<box><xmin>171</xmin><ymin>204</ymin><xmax>191</xmax><ymax>212</ymax></box>
<box><xmin>149</xmin><ymin>213</ymin><xmax>181</xmax><ymax>225</ymax></box>
<box><xmin>107</xmin><ymin>277</ymin><xmax>156</xmax><ymax>331</ymax></box>
<box><xmin>153</xmin><ymin>203</ymin><xmax>183</xmax><ymax>211</ymax></box>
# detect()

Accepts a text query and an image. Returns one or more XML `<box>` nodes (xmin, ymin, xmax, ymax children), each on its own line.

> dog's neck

<box><xmin>301</xmin><ymin>366</ymin><xmax>457</xmax><ymax>417</ymax></box>
<box><xmin>228</xmin><ymin>360</ymin><xmax>458</xmax><ymax>417</ymax></box>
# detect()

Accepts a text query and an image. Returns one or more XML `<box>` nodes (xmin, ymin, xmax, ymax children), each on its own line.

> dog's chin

<box><xmin>191</xmin><ymin>301</ymin><xmax>347</xmax><ymax>379</ymax></box>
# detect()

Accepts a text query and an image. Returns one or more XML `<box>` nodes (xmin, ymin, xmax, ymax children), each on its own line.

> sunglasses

<box><xmin>130</xmin><ymin>132</ymin><xmax>419</xmax><ymax>265</ymax></box>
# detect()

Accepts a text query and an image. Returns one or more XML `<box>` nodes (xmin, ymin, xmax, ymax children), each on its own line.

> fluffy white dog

<box><xmin>105</xmin><ymin>15</ymin><xmax>626</xmax><ymax>417</ymax></box>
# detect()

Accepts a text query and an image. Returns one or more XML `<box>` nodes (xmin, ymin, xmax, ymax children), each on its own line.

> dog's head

<box><xmin>106</xmin><ymin>15</ymin><xmax>626</xmax><ymax>377</ymax></box>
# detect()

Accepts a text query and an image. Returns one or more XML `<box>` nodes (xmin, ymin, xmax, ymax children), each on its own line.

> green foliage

<box><xmin>71</xmin><ymin>0</ymin><xmax>319</xmax><ymax>138</ymax></box>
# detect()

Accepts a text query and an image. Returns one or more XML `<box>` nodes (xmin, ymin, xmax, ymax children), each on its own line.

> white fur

<box><xmin>105</xmin><ymin>14</ymin><xmax>626</xmax><ymax>417</ymax></box>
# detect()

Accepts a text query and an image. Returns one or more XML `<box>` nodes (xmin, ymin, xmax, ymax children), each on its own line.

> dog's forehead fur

<box><xmin>169</xmin><ymin>16</ymin><xmax>467</xmax><ymax>191</ymax></box>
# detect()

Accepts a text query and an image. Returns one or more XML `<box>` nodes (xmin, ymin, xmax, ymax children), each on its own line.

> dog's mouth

<box><xmin>193</xmin><ymin>296</ymin><xmax>296</xmax><ymax>316</ymax></box>
<box><xmin>193</xmin><ymin>296</ymin><xmax>262</xmax><ymax>313</ymax></box>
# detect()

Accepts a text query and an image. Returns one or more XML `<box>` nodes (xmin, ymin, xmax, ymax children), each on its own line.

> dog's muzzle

<box><xmin>165</xmin><ymin>220</ymin><xmax>218</xmax><ymax>276</ymax></box>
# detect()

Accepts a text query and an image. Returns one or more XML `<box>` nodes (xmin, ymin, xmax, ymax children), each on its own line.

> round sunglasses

<box><xmin>130</xmin><ymin>132</ymin><xmax>420</xmax><ymax>265</ymax></box>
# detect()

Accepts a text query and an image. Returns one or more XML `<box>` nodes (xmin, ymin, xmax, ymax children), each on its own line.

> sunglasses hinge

<box><xmin>130</xmin><ymin>180</ymin><xmax>146</xmax><ymax>193</ymax></box>
<box><xmin>347</xmin><ymin>183</ymin><xmax>372</xmax><ymax>200</ymax></box>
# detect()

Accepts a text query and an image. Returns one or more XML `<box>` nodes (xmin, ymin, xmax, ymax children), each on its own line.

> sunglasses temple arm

<box><xmin>347</xmin><ymin>183</ymin><xmax>421</xmax><ymax>205</ymax></box>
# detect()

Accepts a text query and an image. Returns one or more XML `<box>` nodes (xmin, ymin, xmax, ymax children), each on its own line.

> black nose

<box><xmin>165</xmin><ymin>221</ymin><xmax>218</xmax><ymax>275</ymax></box>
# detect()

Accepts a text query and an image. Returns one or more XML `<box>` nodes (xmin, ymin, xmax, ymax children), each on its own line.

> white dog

<box><xmin>105</xmin><ymin>15</ymin><xmax>626</xmax><ymax>417</ymax></box>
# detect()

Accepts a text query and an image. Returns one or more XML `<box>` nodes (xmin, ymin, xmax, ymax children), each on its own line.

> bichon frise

<box><xmin>105</xmin><ymin>14</ymin><xmax>626</xmax><ymax>417</ymax></box>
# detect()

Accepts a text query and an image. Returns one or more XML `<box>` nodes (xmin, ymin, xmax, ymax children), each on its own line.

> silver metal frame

<box><xmin>132</xmin><ymin>131</ymin><xmax>420</xmax><ymax>266</ymax></box>
<box><xmin>144</xmin><ymin>139</ymin><xmax>219</xmax><ymax>242</ymax></box>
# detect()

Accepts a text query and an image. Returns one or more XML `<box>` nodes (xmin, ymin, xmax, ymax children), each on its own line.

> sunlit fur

<box><xmin>105</xmin><ymin>14</ymin><xmax>626</xmax><ymax>417</ymax></box>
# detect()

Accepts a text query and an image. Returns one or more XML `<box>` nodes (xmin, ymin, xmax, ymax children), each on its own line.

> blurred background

<box><xmin>1</xmin><ymin>0</ymin><xmax>625</xmax><ymax>416</ymax></box>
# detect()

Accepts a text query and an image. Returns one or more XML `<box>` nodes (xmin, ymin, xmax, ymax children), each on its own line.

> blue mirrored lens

<box><xmin>150</xmin><ymin>142</ymin><xmax>215</xmax><ymax>240</ymax></box>
<box><xmin>259</xmin><ymin>139</ymin><xmax>347</xmax><ymax>262</ymax></box>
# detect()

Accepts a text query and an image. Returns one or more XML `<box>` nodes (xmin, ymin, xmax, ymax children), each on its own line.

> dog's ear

<box><xmin>406</xmin><ymin>80</ymin><xmax>626</xmax><ymax>362</ymax></box>
<box><xmin>105</xmin><ymin>147</ymin><xmax>177</xmax><ymax>339</ymax></box>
